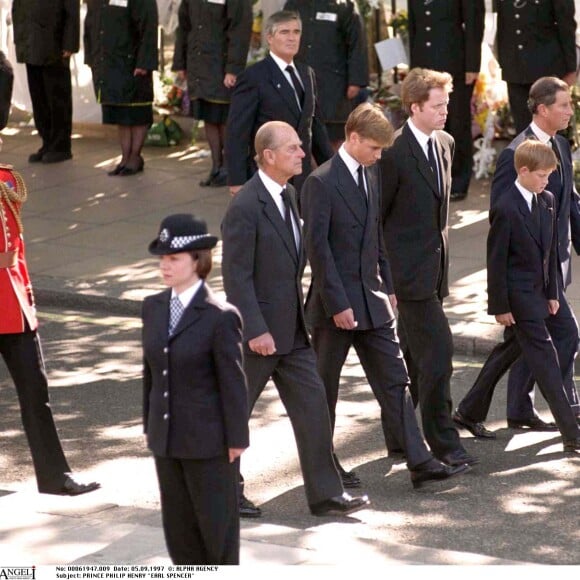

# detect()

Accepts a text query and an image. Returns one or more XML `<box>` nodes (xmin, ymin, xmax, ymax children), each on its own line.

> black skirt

<box><xmin>191</xmin><ymin>99</ymin><xmax>229</xmax><ymax>125</ymax></box>
<box><xmin>102</xmin><ymin>104</ymin><xmax>154</xmax><ymax>126</ymax></box>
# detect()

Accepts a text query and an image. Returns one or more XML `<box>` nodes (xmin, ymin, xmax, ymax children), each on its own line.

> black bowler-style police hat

<box><xmin>148</xmin><ymin>214</ymin><xmax>218</xmax><ymax>255</ymax></box>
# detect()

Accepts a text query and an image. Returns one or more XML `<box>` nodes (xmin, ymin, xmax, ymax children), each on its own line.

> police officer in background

<box><xmin>283</xmin><ymin>0</ymin><xmax>369</xmax><ymax>149</ymax></box>
<box><xmin>494</xmin><ymin>0</ymin><xmax>577</xmax><ymax>135</ymax></box>
<box><xmin>408</xmin><ymin>0</ymin><xmax>485</xmax><ymax>201</ymax></box>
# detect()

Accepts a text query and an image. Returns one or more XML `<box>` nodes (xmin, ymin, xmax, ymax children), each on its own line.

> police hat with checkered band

<box><xmin>148</xmin><ymin>214</ymin><xmax>218</xmax><ymax>255</ymax></box>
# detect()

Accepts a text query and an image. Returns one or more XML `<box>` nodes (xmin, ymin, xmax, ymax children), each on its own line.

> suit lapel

<box><xmin>516</xmin><ymin>189</ymin><xmax>542</xmax><ymax>249</ymax></box>
<box><xmin>404</xmin><ymin>124</ymin><xmax>440</xmax><ymax>198</ymax></box>
<box><xmin>538</xmin><ymin>194</ymin><xmax>553</xmax><ymax>255</ymax></box>
<box><xmin>170</xmin><ymin>283</ymin><xmax>208</xmax><ymax>340</ymax></box>
<box><xmin>334</xmin><ymin>155</ymin><xmax>367</xmax><ymax>226</ymax></box>
<box><xmin>151</xmin><ymin>290</ymin><xmax>171</xmax><ymax>342</ymax></box>
<box><xmin>295</xmin><ymin>62</ymin><xmax>313</xmax><ymax>132</ymax></box>
<box><xmin>433</xmin><ymin>133</ymin><xmax>449</xmax><ymax>197</ymax></box>
<box><xmin>257</xmin><ymin>176</ymin><xmax>299</xmax><ymax>265</ymax></box>
<box><xmin>266</xmin><ymin>54</ymin><xmax>301</xmax><ymax>121</ymax></box>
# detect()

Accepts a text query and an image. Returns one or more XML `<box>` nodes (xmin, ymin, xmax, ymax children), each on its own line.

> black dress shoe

<box><xmin>563</xmin><ymin>438</ymin><xmax>580</xmax><ymax>452</ymax></box>
<box><xmin>439</xmin><ymin>448</ymin><xmax>480</xmax><ymax>466</ymax></box>
<box><xmin>410</xmin><ymin>459</ymin><xmax>470</xmax><ymax>489</ymax></box>
<box><xmin>450</xmin><ymin>191</ymin><xmax>468</xmax><ymax>202</ymax></box>
<box><xmin>107</xmin><ymin>164</ymin><xmax>125</xmax><ymax>176</ymax></box>
<box><xmin>310</xmin><ymin>493</ymin><xmax>370</xmax><ymax>516</ymax></box>
<box><xmin>334</xmin><ymin>457</ymin><xmax>361</xmax><ymax>488</ymax></box>
<box><xmin>453</xmin><ymin>409</ymin><xmax>496</xmax><ymax>439</ymax></box>
<box><xmin>42</xmin><ymin>474</ymin><xmax>100</xmax><ymax>496</ymax></box>
<box><xmin>28</xmin><ymin>150</ymin><xmax>45</xmax><ymax>163</ymax></box>
<box><xmin>209</xmin><ymin>167</ymin><xmax>227</xmax><ymax>187</ymax></box>
<box><xmin>507</xmin><ymin>417</ymin><xmax>558</xmax><ymax>431</ymax></box>
<box><xmin>239</xmin><ymin>494</ymin><xmax>262</xmax><ymax>518</ymax></box>
<box><xmin>200</xmin><ymin>168</ymin><xmax>220</xmax><ymax>187</ymax></box>
<box><xmin>42</xmin><ymin>151</ymin><xmax>73</xmax><ymax>164</ymax></box>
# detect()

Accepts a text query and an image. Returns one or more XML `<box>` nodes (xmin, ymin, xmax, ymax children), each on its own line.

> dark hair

<box><xmin>401</xmin><ymin>68</ymin><xmax>453</xmax><ymax>115</ymax></box>
<box><xmin>527</xmin><ymin>77</ymin><xmax>570</xmax><ymax>114</ymax></box>
<box><xmin>189</xmin><ymin>249</ymin><xmax>213</xmax><ymax>279</ymax></box>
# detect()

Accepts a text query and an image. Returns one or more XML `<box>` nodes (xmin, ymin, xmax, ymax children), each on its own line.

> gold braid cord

<box><xmin>0</xmin><ymin>170</ymin><xmax>28</xmax><ymax>234</ymax></box>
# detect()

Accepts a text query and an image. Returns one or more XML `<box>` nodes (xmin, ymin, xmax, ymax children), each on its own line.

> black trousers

<box><xmin>507</xmin><ymin>82</ymin><xmax>533</xmax><ymax>136</ymax></box>
<box><xmin>397</xmin><ymin>296</ymin><xmax>464</xmax><ymax>458</ymax></box>
<box><xmin>447</xmin><ymin>78</ymin><xmax>476</xmax><ymax>194</ymax></box>
<box><xmin>26</xmin><ymin>62</ymin><xmax>73</xmax><ymax>154</ymax></box>
<box><xmin>311</xmin><ymin>319</ymin><xmax>433</xmax><ymax>469</ymax></box>
<box><xmin>0</xmin><ymin>329</ymin><xmax>70</xmax><ymax>492</ymax></box>
<box><xmin>155</xmin><ymin>455</ymin><xmax>240</xmax><ymax>565</ymax></box>
<box><xmin>458</xmin><ymin>321</ymin><xmax>580</xmax><ymax>441</ymax></box>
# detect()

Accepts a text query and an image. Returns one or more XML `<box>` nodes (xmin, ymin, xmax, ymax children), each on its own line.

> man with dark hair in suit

<box><xmin>408</xmin><ymin>0</ymin><xmax>485</xmax><ymax>201</ymax></box>
<box><xmin>301</xmin><ymin>102</ymin><xmax>469</xmax><ymax>489</ymax></box>
<box><xmin>283</xmin><ymin>0</ymin><xmax>368</xmax><ymax>149</ymax></box>
<box><xmin>12</xmin><ymin>0</ymin><xmax>79</xmax><ymax>163</ymax></box>
<box><xmin>221</xmin><ymin>121</ymin><xmax>369</xmax><ymax>518</ymax></box>
<box><xmin>493</xmin><ymin>0</ymin><xmax>577</xmax><ymax>134</ymax></box>
<box><xmin>225</xmin><ymin>10</ymin><xmax>333</xmax><ymax>195</ymax></box>
<box><xmin>380</xmin><ymin>68</ymin><xmax>477</xmax><ymax>468</ymax></box>
<box><xmin>453</xmin><ymin>77</ymin><xmax>580</xmax><ymax>437</ymax></box>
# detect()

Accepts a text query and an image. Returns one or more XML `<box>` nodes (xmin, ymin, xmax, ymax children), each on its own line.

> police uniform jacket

<box><xmin>84</xmin><ymin>0</ymin><xmax>158</xmax><ymax>104</ymax></box>
<box><xmin>284</xmin><ymin>0</ymin><xmax>368</xmax><ymax>123</ymax></box>
<box><xmin>172</xmin><ymin>0</ymin><xmax>252</xmax><ymax>104</ymax></box>
<box><xmin>12</xmin><ymin>0</ymin><xmax>79</xmax><ymax>66</ymax></box>
<box><xmin>0</xmin><ymin>167</ymin><xmax>37</xmax><ymax>335</ymax></box>
<box><xmin>142</xmin><ymin>283</ymin><xmax>249</xmax><ymax>459</ymax></box>
<box><xmin>494</xmin><ymin>0</ymin><xmax>576</xmax><ymax>84</ymax></box>
<box><xmin>408</xmin><ymin>0</ymin><xmax>484</xmax><ymax>77</ymax></box>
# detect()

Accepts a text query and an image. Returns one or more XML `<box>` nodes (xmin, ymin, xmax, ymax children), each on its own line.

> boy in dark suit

<box><xmin>456</xmin><ymin>140</ymin><xmax>580</xmax><ymax>451</ymax></box>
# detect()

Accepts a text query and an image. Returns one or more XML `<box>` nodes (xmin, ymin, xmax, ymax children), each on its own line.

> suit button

<box><xmin>516</xmin><ymin>30</ymin><xmax>521</xmax><ymax>34</ymax></box>
<box><xmin>163</xmin><ymin>347</ymin><xmax>169</xmax><ymax>353</ymax></box>
<box><xmin>164</xmin><ymin>391</ymin><xmax>169</xmax><ymax>398</ymax></box>
<box><xmin>425</xmin><ymin>11</ymin><xmax>431</xmax><ymax>16</ymax></box>
<box><xmin>162</xmin><ymin>369</ymin><xmax>168</xmax><ymax>376</ymax></box>
<box><xmin>515</xmin><ymin>14</ymin><xmax>520</xmax><ymax>19</ymax></box>
<box><xmin>163</xmin><ymin>413</ymin><xmax>169</xmax><ymax>420</ymax></box>
<box><xmin>518</xmin><ymin>45</ymin><xmax>523</xmax><ymax>50</ymax></box>
<box><xmin>425</xmin><ymin>42</ymin><xmax>431</xmax><ymax>47</ymax></box>
<box><xmin>425</xmin><ymin>27</ymin><xmax>431</xmax><ymax>31</ymax></box>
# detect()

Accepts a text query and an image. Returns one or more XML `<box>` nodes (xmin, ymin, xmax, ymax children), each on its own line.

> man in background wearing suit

<box><xmin>221</xmin><ymin>121</ymin><xmax>369</xmax><ymax>518</ymax></box>
<box><xmin>453</xmin><ymin>77</ymin><xmax>580</xmax><ymax>438</ymax></box>
<box><xmin>408</xmin><ymin>0</ymin><xmax>484</xmax><ymax>201</ymax></box>
<box><xmin>494</xmin><ymin>0</ymin><xmax>577</xmax><ymax>134</ymax></box>
<box><xmin>301</xmin><ymin>103</ymin><xmax>469</xmax><ymax>490</ymax></box>
<box><xmin>380</xmin><ymin>68</ymin><xmax>477</xmax><ymax>467</ymax></box>
<box><xmin>225</xmin><ymin>10</ymin><xmax>333</xmax><ymax>195</ymax></box>
<box><xmin>283</xmin><ymin>0</ymin><xmax>368</xmax><ymax>149</ymax></box>
<box><xmin>455</xmin><ymin>140</ymin><xmax>580</xmax><ymax>452</ymax></box>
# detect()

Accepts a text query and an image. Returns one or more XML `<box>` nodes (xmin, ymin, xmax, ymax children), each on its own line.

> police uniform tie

<box><xmin>281</xmin><ymin>188</ymin><xmax>298</xmax><ymax>253</ymax></box>
<box><xmin>286</xmin><ymin>65</ymin><xmax>305</xmax><ymax>108</ymax></box>
<box><xmin>169</xmin><ymin>295</ymin><xmax>184</xmax><ymax>336</ymax></box>
<box><xmin>427</xmin><ymin>137</ymin><xmax>441</xmax><ymax>195</ymax></box>
<box><xmin>356</xmin><ymin>164</ymin><xmax>368</xmax><ymax>205</ymax></box>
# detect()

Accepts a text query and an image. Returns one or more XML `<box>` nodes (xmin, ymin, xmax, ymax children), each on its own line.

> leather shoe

<box><xmin>42</xmin><ymin>151</ymin><xmax>72</xmax><ymax>164</ymax></box>
<box><xmin>563</xmin><ymin>438</ymin><xmax>580</xmax><ymax>452</ymax></box>
<box><xmin>410</xmin><ymin>459</ymin><xmax>470</xmax><ymax>489</ymax></box>
<box><xmin>453</xmin><ymin>409</ymin><xmax>496</xmax><ymax>439</ymax></box>
<box><xmin>42</xmin><ymin>474</ymin><xmax>100</xmax><ymax>496</ymax></box>
<box><xmin>107</xmin><ymin>163</ymin><xmax>125</xmax><ymax>176</ymax></box>
<box><xmin>439</xmin><ymin>448</ymin><xmax>480</xmax><ymax>466</ymax></box>
<box><xmin>239</xmin><ymin>493</ymin><xmax>262</xmax><ymax>518</ymax></box>
<box><xmin>507</xmin><ymin>417</ymin><xmax>558</xmax><ymax>431</ymax></box>
<box><xmin>450</xmin><ymin>191</ymin><xmax>468</xmax><ymax>202</ymax></box>
<box><xmin>310</xmin><ymin>492</ymin><xmax>369</xmax><ymax>517</ymax></box>
<box><xmin>28</xmin><ymin>150</ymin><xmax>45</xmax><ymax>163</ymax></box>
<box><xmin>334</xmin><ymin>457</ymin><xmax>361</xmax><ymax>488</ymax></box>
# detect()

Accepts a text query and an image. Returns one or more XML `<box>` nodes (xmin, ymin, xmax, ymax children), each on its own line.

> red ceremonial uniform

<box><xmin>0</xmin><ymin>167</ymin><xmax>37</xmax><ymax>334</ymax></box>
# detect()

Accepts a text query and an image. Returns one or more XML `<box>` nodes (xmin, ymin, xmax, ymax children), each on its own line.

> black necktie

<box><xmin>550</xmin><ymin>137</ymin><xmax>562</xmax><ymax>179</ymax></box>
<box><xmin>286</xmin><ymin>65</ymin><xmax>305</xmax><ymax>108</ymax></box>
<box><xmin>531</xmin><ymin>194</ymin><xmax>541</xmax><ymax>232</ymax></box>
<box><xmin>281</xmin><ymin>189</ymin><xmax>297</xmax><ymax>252</ymax></box>
<box><xmin>356</xmin><ymin>164</ymin><xmax>368</xmax><ymax>204</ymax></box>
<box><xmin>427</xmin><ymin>138</ymin><xmax>441</xmax><ymax>194</ymax></box>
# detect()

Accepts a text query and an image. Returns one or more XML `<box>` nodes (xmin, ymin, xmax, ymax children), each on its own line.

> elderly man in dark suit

<box><xmin>283</xmin><ymin>0</ymin><xmax>368</xmax><ymax>148</ymax></box>
<box><xmin>494</xmin><ymin>0</ymin><xmax>577</xmax><ymax>134</ymax></box>
<box><xmin>12</xmin><ymin>0</ymin><xmax>79</xmax><ymax>163</ymax></box>
<box><xmin>380</xmin><ymin>68</ymin><xmax>476</xmax><ymax>467</ymax></box>
<box><xmin>454</xmin><ymin>140</ymin><xmax>580</xmax><ymax>452</ymax></box>
<box><xmin>221</xmin><ymin>121</ymin><xmax>368</xmax><ymax>518</ymax></box>
<box><xmin>453</xmin><ymin>77</ymin><xmax>580</xmax><ymax>438</ymax></box>
<box><xmin>408</xmin><ymin>0</ymin><xmax>485</xmax><ymax>201</ymax></box>
<box><xmin>301</xmin><ymin>103</ymin><xmax>469</xmax><ymax>489</ymax></box>
<box><xmin>225</xmin><ymin>10</ymin><xmax>333</xmax><ymax>195</ymax></box>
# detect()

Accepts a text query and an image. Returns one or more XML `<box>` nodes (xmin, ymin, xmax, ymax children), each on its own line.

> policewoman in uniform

<box><xmin>408</xmin><ymin>0</ymin><xmax>485</xmax><ymax>201</ymax></box>
<box><xmin>142</xmin><ymin>214</ymin><xmax>249</xmax><ymax>565</ymax></box>
<box><xmin>494</xmin><ymin>0</ymin><xmax>577</xmax><ymax>134</ymax></box>
<box><xmin>0</xmin><ymin>94</ymin><xmax>99</xmax><ymax>496</ymax></box>
<box><xmin>284</xmin><ymin>0</ymin><xmax>368</xmax><ymax>148</ymax></box>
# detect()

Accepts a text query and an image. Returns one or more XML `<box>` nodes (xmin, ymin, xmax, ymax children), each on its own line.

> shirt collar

<box><xmin>270</xmin><ymin>51</ymin><xmax>296</xmax><ymax>75</ymax></box>
<box><xmin>172</xmin><ymin>279</ymin><xmax>203</xmax><ymax>309</ymax></box>
<box><xmin>515</xmin><ymin>179</ymin><xmax>537</xmax><ymax>210</ymax></box>
<box><xmin>407</xmin><ymin>118</ymin><xmax>433</xmax><ymax>153</ymax></box>
<box><xmin>529</xmin><ymin>121</ymin><xmax>552</xmax><ymax>145</ymax></box>
<box><xmin>338</xmin><ymin>144</ymin><xmax>361</xmax><ymax>179</ymax></box>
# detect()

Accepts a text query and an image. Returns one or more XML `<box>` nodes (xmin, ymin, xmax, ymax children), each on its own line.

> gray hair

<box><xmin>264</xmin><ymin>10</ymin><xmax>301</xmax><ymax>36</ymax></box>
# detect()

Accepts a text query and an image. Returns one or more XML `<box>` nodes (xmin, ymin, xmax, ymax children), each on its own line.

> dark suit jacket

<box><xmin>487</xmin><ymin>185</ymin><xmax>558</xmax><ymax>321</ymax></box>
<box><xmin>491</xmin><ymin>126</ymin><xmax>580</xmax><ymax>289</ymax></box>
<box><xmin>380</xmin><ymin>122</ymin><xmax>454</xmax><ymax>300</ymax></box>
<box><xmin>142</xmin><ymin>283</ymin><xmax>249</xmax><ymax>458</ymax></box>
<box><xmin>221</xmin><ymin>172</ymin><xmax>309</xmax><ymax>355</ymax></box>
<box><xmin>225</xmin><ymin>53</ymin><xmax>333</xmax><ymax>191</ymax></box>
<box><xmin>409</xmin><ymin>0</ymin><xmax>484</xmax><ymax>77</ymax></box>
<box><xmin>494</xmin><ymin>0</ymin><xmax>576</xmax><ymax>84</ymax></box>
<box><xmin>301</xmin><ymin>153</ymin><xmax>395</xmax><ymax>330</ymax></box>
